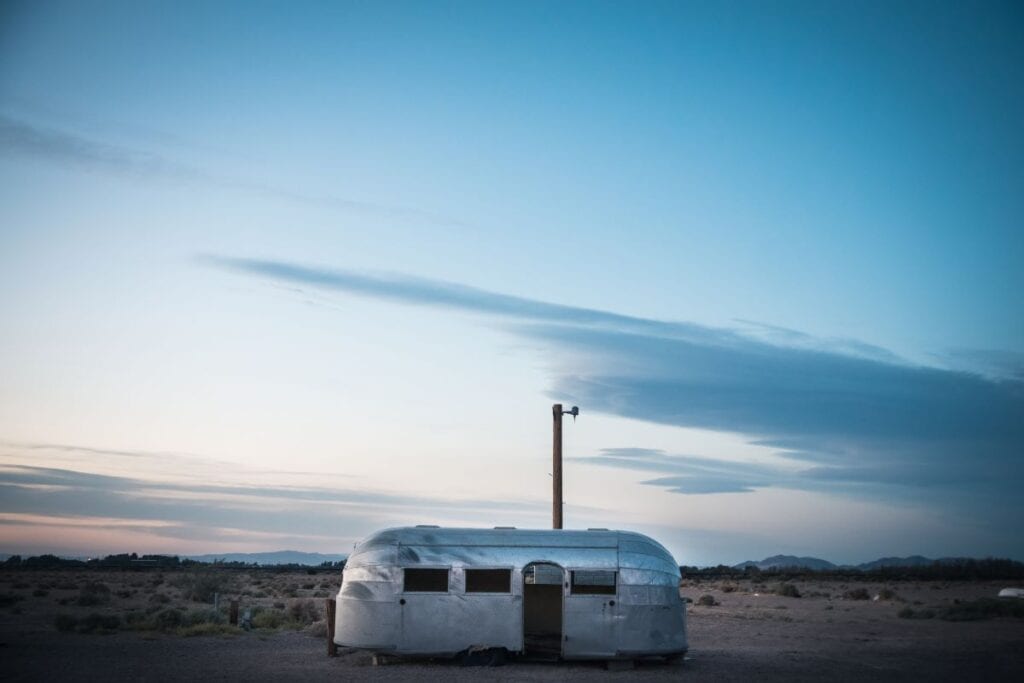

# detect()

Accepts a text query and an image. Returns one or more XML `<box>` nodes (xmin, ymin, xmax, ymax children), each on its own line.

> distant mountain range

<box><xmin>734</xmin><ymin>554</ymin><xmax>971</xmax><ymax>571</ymax></box>
<box><xmin>735</xmin><ymin>555</ymin><xmax>838</xmax><ymax>571</ymax></box>
<box><xmin>0</xmin><ymin>550</ymin><xmax>1001</xmax><ymax>569</ymax></box>
<box><xmin>183</xmin><ymin>551</ymin><xmax>347</xmax><ymax>566</ymax></box>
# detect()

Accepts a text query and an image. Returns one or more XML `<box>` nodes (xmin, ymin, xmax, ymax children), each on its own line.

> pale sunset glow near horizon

<box><xmin>1</xmin><ymin>1</ymin><xmax>1022</xmax><ymax>566</ymax></box>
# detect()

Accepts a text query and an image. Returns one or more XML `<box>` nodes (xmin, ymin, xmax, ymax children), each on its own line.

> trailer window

<box><xmin>465</xmin><ymin>569</ymin><xmax>511</xmax><ymax>593</ymax></box>
<box><xmin>403</xmin><ymin>568</ymin><xmax>449</xmax><ymax>592</ymax></box>
<box><xmin>571</xmin><ymin>570</ymin><xmax>616</xmax><ymax>595</ymax></box>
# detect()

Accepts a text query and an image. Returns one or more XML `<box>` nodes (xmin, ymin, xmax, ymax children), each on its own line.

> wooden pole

<box><xmin>229</xmin><ymin>599</ymin><xmax>239</xmax><ymax>626</ymax></box>
<box><xmin>553</xmin><ymin>403</ymin><xmax>563</xmax><ymax>530</ymax></box>
<box><xmin>325</xmin><ymin>598</ymin><xmax>337</xmax><ymax>657</ymax></box>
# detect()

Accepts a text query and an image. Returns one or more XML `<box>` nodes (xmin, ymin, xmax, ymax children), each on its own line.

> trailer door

<box><xmin>562</xmin><ymin>569</ymin><xmax>618</xmax><ymax>658</ymax></box>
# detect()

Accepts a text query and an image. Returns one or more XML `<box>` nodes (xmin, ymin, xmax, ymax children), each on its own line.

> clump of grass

<box><xmin>939</xmin><ymin>598</ymin><xmax>1024</xmax><ymax>622</ymax></box>
<box><xmin>720</xmin><ymin>584</ymin><xmax>738</xmax><ymax>593</ymax></box>
<box><xmin>898</xmin><ymin>607</ymin><xmax>936</xmax><ymax>619</ymax></box>
<box><xmin>183</xmin><ymin>608</ymin><xmax>225</xmax><ymax>626</ymax></box>
<box><xmin>878</xmin><ymin>587</ymin><xmax>899</xmax><ymax>601</ymax></box>
<box><xmin>33</xmin><ymin>588</ymin><xmax>49</xmax><ymax>597</ymax></box>
<box><xmin>125</xmin><ymin>607</ymin><xmax>228</xmax><ymax>633</ymax></box>
<box><xmin>696</xmin><ymin>594</ymin><xmax>718</xmax><ymax>607</ymax></box>
<box><xmin>304</xmin><ymin>619</ymin><xmax>328</xmax><ymax>638</ymax></box>
<box><xmin>843</xmin><ymin>588</ymin><xmax>870</xmax><ymax>601</ymax></box>
<box><xmin>149</xmin><ymin>592</ymin><xmax>170</xmax><ymax>605</ymax></box>
<box><xmin>775</xmin><ymin>583</ymin><xmax>801</xmax><ymax>598</ymax></box>
<box><xmin>125</xmin><ymin>611</ymin><xmax>150</xmax><ymax>627</ymax></box>
<box><xmin>78</xmin><ymin>613</ymin><xmax>121</xmax><ymax>633</ymax></box>
<box><xmin>55</xmin><ymin>613</ymin><xmax>121</xmax><ymax>634</ymax></box>
<box><xmin>152</xmin><ymin>608</ymin><xmax>185</xmax><ymax>631</ymax></box>
<box><xmin>77</xmin><ymin>582</ymin><xmax>111</xmax><ymax>606</ymax></box>
<box><xmin>0</xmin><ymin>592</ymin><xmax>25</xmax><ymax>607</ymax></box>
<box><xmin>252</xmin><ymin>608</ymin><xmax>292</xmax><ymax>629</ymax></box>
<box><xmin>178</xmin><ymin>623</ymin><xmax>241</xmax><ymax>637</ymax></box>
<box><xmin>55</xmin><ymin>614</ymin><xmax>78</xmax><ymax>632</ymax></box>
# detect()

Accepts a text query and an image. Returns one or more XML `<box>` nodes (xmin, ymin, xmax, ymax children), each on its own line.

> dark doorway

<box><xmin>522</xmin><ymin>562</ymin><xmax>563</xmax><ymax>659</ymax></box>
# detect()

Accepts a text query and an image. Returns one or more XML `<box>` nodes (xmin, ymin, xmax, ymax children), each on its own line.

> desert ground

<box><xmin>2</xmin><ymin>569</ymin><xmax>1023</xmax><ymax>681</ymax></box>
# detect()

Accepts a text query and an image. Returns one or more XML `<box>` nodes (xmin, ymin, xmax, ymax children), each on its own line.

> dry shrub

<box><xmin>252</xmin><ymin>608</ymin><xmax>290</xmax><ymax>629</ymax></box>
<box><xmin>720</xmin><ymin>584</ymin><xmax>738</xmax><ymax>593</ymax></box>
<box><xmin>0</xmin><ymin>592</ymin><xmax>25</xmax><ymax>607</ymax></box>
<box><xmin>77</xmin><ymin>582</ymin><xmax>111</xmax><ymax>606</ymax></box>
<box><xmin>775</xmin><ymin>583</ymin><xmax>801</xmax><ymax>598</ymax></box>
<box><xmin>697</xmin><ymin>594</ymin><xmax>718</xmax><ymax>606</ymax></box>
<box><xmin>940</xmin><ymin>598</ymin><xmax>1024</xmax><ymax>622</ymax></box>
<box><xmin>152</xmin><ymin>608</ymin><xmax>185</xmax><ymax>631</ymax></box>
<box><xmin>183</xmin><ymin>608</ymin><xmax>225</xmax><ymax>626</ymax></box>
<box><xmin>56</xmin><ymin>613</ymin><xmax>121</xmax><ymax>634</ymax></box>
<box><xmin>54</xmin><ymin>614</ymin><xmax>78</xmax><ymax>632</ymax></box>
<box><xmin>173</xmin><ymin>572</ymin><xmax>233</xmax><ymax>603</ymax></box>
<box><xmin>287</xmin><ymin>599</ymin><xmax>320</xmax><ymax>625</ymax></box>
<box><xmin>304</xmin><ymin>619</ymin><xmax>328</xmax><ymax>638</ymax></box>
<box><xmin>77</xmin><ymin>613</ymin><xmax>121</xmax><ymax>633</ymax></box>
<box><xmin>179</xmin><ymin>623</ymin><xmax>241</xmax><ymax>637</ymax></box>
<box><xmin>843</xmin><ymin>588</ymin><xmax>870</xmax><ymax>601</ymax></box>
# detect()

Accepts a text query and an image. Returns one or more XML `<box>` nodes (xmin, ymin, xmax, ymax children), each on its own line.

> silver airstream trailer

<box><xmin>333</xmin><ymin>526</ymin><xmax>687</xmax><ymax>661</ymax></box>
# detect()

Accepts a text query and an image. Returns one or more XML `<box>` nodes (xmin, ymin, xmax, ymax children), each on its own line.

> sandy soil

<box><xmin>2</xmin><ymin>572</ymin><xmax>1022</xmax><ymax>681</ymax></box>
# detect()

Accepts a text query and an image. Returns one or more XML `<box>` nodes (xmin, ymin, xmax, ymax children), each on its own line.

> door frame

<box><xmin>521</xmin><ymin>560</ymin><xmax>565</xmax><ymax>658</ymax></box>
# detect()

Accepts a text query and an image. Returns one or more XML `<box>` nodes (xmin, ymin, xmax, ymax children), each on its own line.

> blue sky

<box><xmin>1</xmin><ymin>1</ymin><xmax>1022</xmax><ymax>565</ymax></box>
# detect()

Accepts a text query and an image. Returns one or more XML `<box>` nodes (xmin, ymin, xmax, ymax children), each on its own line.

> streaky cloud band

<box><xmin>205</xmin><ymin>256</ymin><xmax>1024</xmax><ymax>510</ymax></box>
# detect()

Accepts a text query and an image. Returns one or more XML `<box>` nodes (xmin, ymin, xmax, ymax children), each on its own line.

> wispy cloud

<box><xmin>0</xmin><ymin>115</ymin><xmax>193</xmax><ymax>178</ymax></box>
<box><xmin>0</xmin><ymin>115</ymin><xmax>468</xmax><ymax>227</ymax></box>
<box><xmin>0</xmin><ymin>442</ymin><xmax>554</xmax><ymax>554</ymax></box>
<box><xmin>206</xmin><ymin>257</ymin><xmax>1024</xmax><ymax>512</ymax></box>
<box><xmin>573</xmin><ymin>448</ymin><xmax>786</xmax><ymax>494</ymax></box>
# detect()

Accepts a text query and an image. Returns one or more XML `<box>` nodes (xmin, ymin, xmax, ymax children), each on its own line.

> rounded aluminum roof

<box><xmin>346</xmin><ymin>526</ymin><xmax>680</xmax><ymax>578</ymax></box>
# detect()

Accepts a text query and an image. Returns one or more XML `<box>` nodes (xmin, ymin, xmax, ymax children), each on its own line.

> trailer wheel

<box><xmin>459</xmin><ymin>647</ymin><xmax>507</xmax><ymax>667</ymax></box>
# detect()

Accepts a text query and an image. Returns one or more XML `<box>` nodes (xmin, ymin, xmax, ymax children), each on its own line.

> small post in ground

<box><xmin>325</xmin><ymin>598</ymin><xmax>337</xmax><ymax>657</ymax></box>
